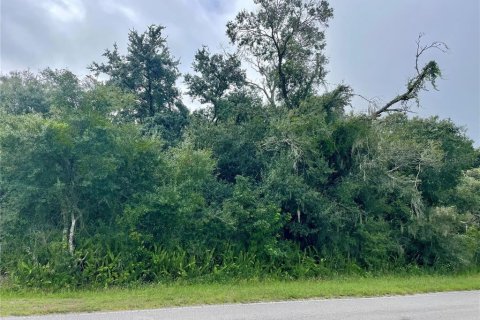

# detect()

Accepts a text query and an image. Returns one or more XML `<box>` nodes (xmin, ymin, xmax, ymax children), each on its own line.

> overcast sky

<box><xmin>1</xmin><ymin>0</ymin><xmax>479</xmax><ymax>145</ymax></box>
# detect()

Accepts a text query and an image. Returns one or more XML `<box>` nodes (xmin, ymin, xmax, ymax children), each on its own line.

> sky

<box><xmin>1</xmin><ymin>0</ymin><xmax>479</xmax><ymax>146</ymax></box>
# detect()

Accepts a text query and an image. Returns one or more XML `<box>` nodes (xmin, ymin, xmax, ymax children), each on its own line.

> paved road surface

<box><xmin>3</xmin><ymin>290</ymin><xmax>479</xmax><ymax>320</ymax></box>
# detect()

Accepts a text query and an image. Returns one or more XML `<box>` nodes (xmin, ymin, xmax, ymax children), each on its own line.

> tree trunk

<box><xmin>62</xmin><ymin>224</ymin><xmax>68</xmax><ymax>247</ymax></box>
<box><xmin>277</xmin><ymin>56</ymin><xmax>290</xmax><ymax>108</ymax></box>
<box><xmin>68</xmin><ymin>212</ymin><xmax>77</xmax><ymax>254</ymax></box>
<box><xmin>148</xmin><ymin>77</ymin><xmax>154</xmax><ymax>117</ymax></box>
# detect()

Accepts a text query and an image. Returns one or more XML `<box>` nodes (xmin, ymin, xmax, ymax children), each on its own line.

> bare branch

<box><xmin>354</xmin><ymin>93</ymin><xmax>381</xmax><ymax>114</ymax></box>
<box><xmin>415</xmin><ymin>33</ymin><xmax>449</xmax><ymax>75</ymax></box>
<box><xmin>245</xmin><ymin>79</ymin><xmax>275</xmax><ymax>105</ymax></box>
<box><xmin>371</xmin><ymin>34</ymin><xmax>447</xmax><ymax>119</ymax></box>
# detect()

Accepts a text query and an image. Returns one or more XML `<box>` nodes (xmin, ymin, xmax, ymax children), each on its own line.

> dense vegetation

<box><xmin>1</xmin><ymin>0</ymin><xmax>479</xmax><ymax>289</ymax></box>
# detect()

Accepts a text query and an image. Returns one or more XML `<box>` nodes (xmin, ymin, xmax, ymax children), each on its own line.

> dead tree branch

<box><xmin>371</xmin><ymin>33</ymin><xmax>448</xmax><ymax>119</ymax></box>
<box><xmin>415</xmin><ymin>33</ymin><xmax>448</xmax><ymax>75</ymax></box>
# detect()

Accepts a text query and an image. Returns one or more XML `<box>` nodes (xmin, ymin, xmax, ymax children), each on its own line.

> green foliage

<box><xmin>454</xmin><ymin>168</ymin><xmax>480</xmax><ymax>227</ymax></box>
<box><xmin>189</xmin><ymin>92</ymin><xmax>267</xmax><ymax>182</ymax></box>
<box><xmin>407</xmin><ymin>206</ymin><xmax>476</xmax><ymax>269</ymax></box>
<box><xmin>0</xmin><ymin>77</ymin><xmax>162</xmax><ymax>282</ymax></box>
<box><xmin>0</xmin><ymin>71</ymin><xmax>50</xmax><ymax>115</ymax></box>
<box><xmin>227</xmin><ymin>0</ymin><xmax>333</xmax><ymax>108</ymax></box>
<box><xmin>1</xmin><ymin>3</ymin><xmax>479</xmax><ymax>289</ymax></box>
<box><xmin>219</xmin><ymin>176</ymin><xmax>285</xmax><ymax>256</ymax></box>
<box><xmin>89</xmin><ymin>25</ymin><xmax>188</xmax><ymax>144</ymax></box>
<box><xmin>185</xmin><ymin>47</ymin><xmax>246</xmax><ymax>121</ymax></box>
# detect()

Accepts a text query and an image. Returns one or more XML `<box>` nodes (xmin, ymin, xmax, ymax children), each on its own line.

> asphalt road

<box><xmin>3</xmin><ymin>290</ymin><xmax>479</xmax><ymax>320</ymax></box>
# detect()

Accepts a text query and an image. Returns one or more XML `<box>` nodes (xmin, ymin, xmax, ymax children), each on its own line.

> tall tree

<box><xmin>227</xmin><ymin>0</ymin><xmax>333</xmax><ymax>108</ymax></box>
<box><xmin>185</xmin><ymin>47</ymin><xmax>246</xmax><ymax>121</ymax></box>
<box><xmin>90</xmin><ymin>25</ymin><xmax>188</xmax><ymax>143</ymax></box>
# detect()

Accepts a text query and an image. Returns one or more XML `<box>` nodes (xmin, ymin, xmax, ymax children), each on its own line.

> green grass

<box><xmin>1</xmin><ymin>273</ymin><xmax>479</xmax><ymax>316</ymax></box>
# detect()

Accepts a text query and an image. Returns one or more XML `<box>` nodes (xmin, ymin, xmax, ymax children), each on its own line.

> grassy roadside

<box><xmin>1</xmin><ymin>273</ymin><xmax>479</xmax><ymax>316</ymax></box>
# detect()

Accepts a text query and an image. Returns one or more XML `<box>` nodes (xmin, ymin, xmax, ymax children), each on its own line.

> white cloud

<box><xmin>100</xmin><ymin>0</ymin><xmax>139</xmax><ymax>23</ymax></box>
<box><xmin>41</xmin><ymin>0</ymin><xmax>86</xmax><ymax>23</ymax></box>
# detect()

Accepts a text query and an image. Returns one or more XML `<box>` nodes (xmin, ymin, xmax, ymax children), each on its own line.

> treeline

<box><xmin>1</xmin><ymin>0</ymin><xmax>479</xmax><ymax>288</ymax></box>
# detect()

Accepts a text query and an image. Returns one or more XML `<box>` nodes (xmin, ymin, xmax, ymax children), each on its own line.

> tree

<box><xmin>454</xmin><ymin>168</ymin><xmax>480</xmax><ymax>226</ymax></box>
<box><xmin>121</xmin><ymin>141</ymin><xmax>216</xmax><ymax>251</ymax></box>
<box><xmin>90</xmin><ymin>25</ymin><xmax>188</xmax><ymax>143</ymax></box>
<box><xmin>185</xmin><ymin>47</ymin><xmax>246</xmax><ymax>121</ymax></box>
<box><xmin>189</xmin><ymin>89</ymin><xmax>268</xmax><ymax>182</ymax></box>
<box><xmin>227</xmin><ymin>0</ymin><xmax>333</xmax><ymax>108</ymax></box>
<box><xmin>0</xmin><ymin>69</ymin><xmax>89</xmax><ymax>116</ymax></box>
<box><xmin>369</xmin><ymin>115</ymin><xmax>476</xmax><ymax>206</ymax></box>
<box><xmin>0</xmin><ymin>75</ymin><xmax>161</xmax><ymax>256</ymax></box>
<box><xmin>0</xmin><ymin>71</ymin><xmax>51</xmax><ymax>115</ymax></box>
